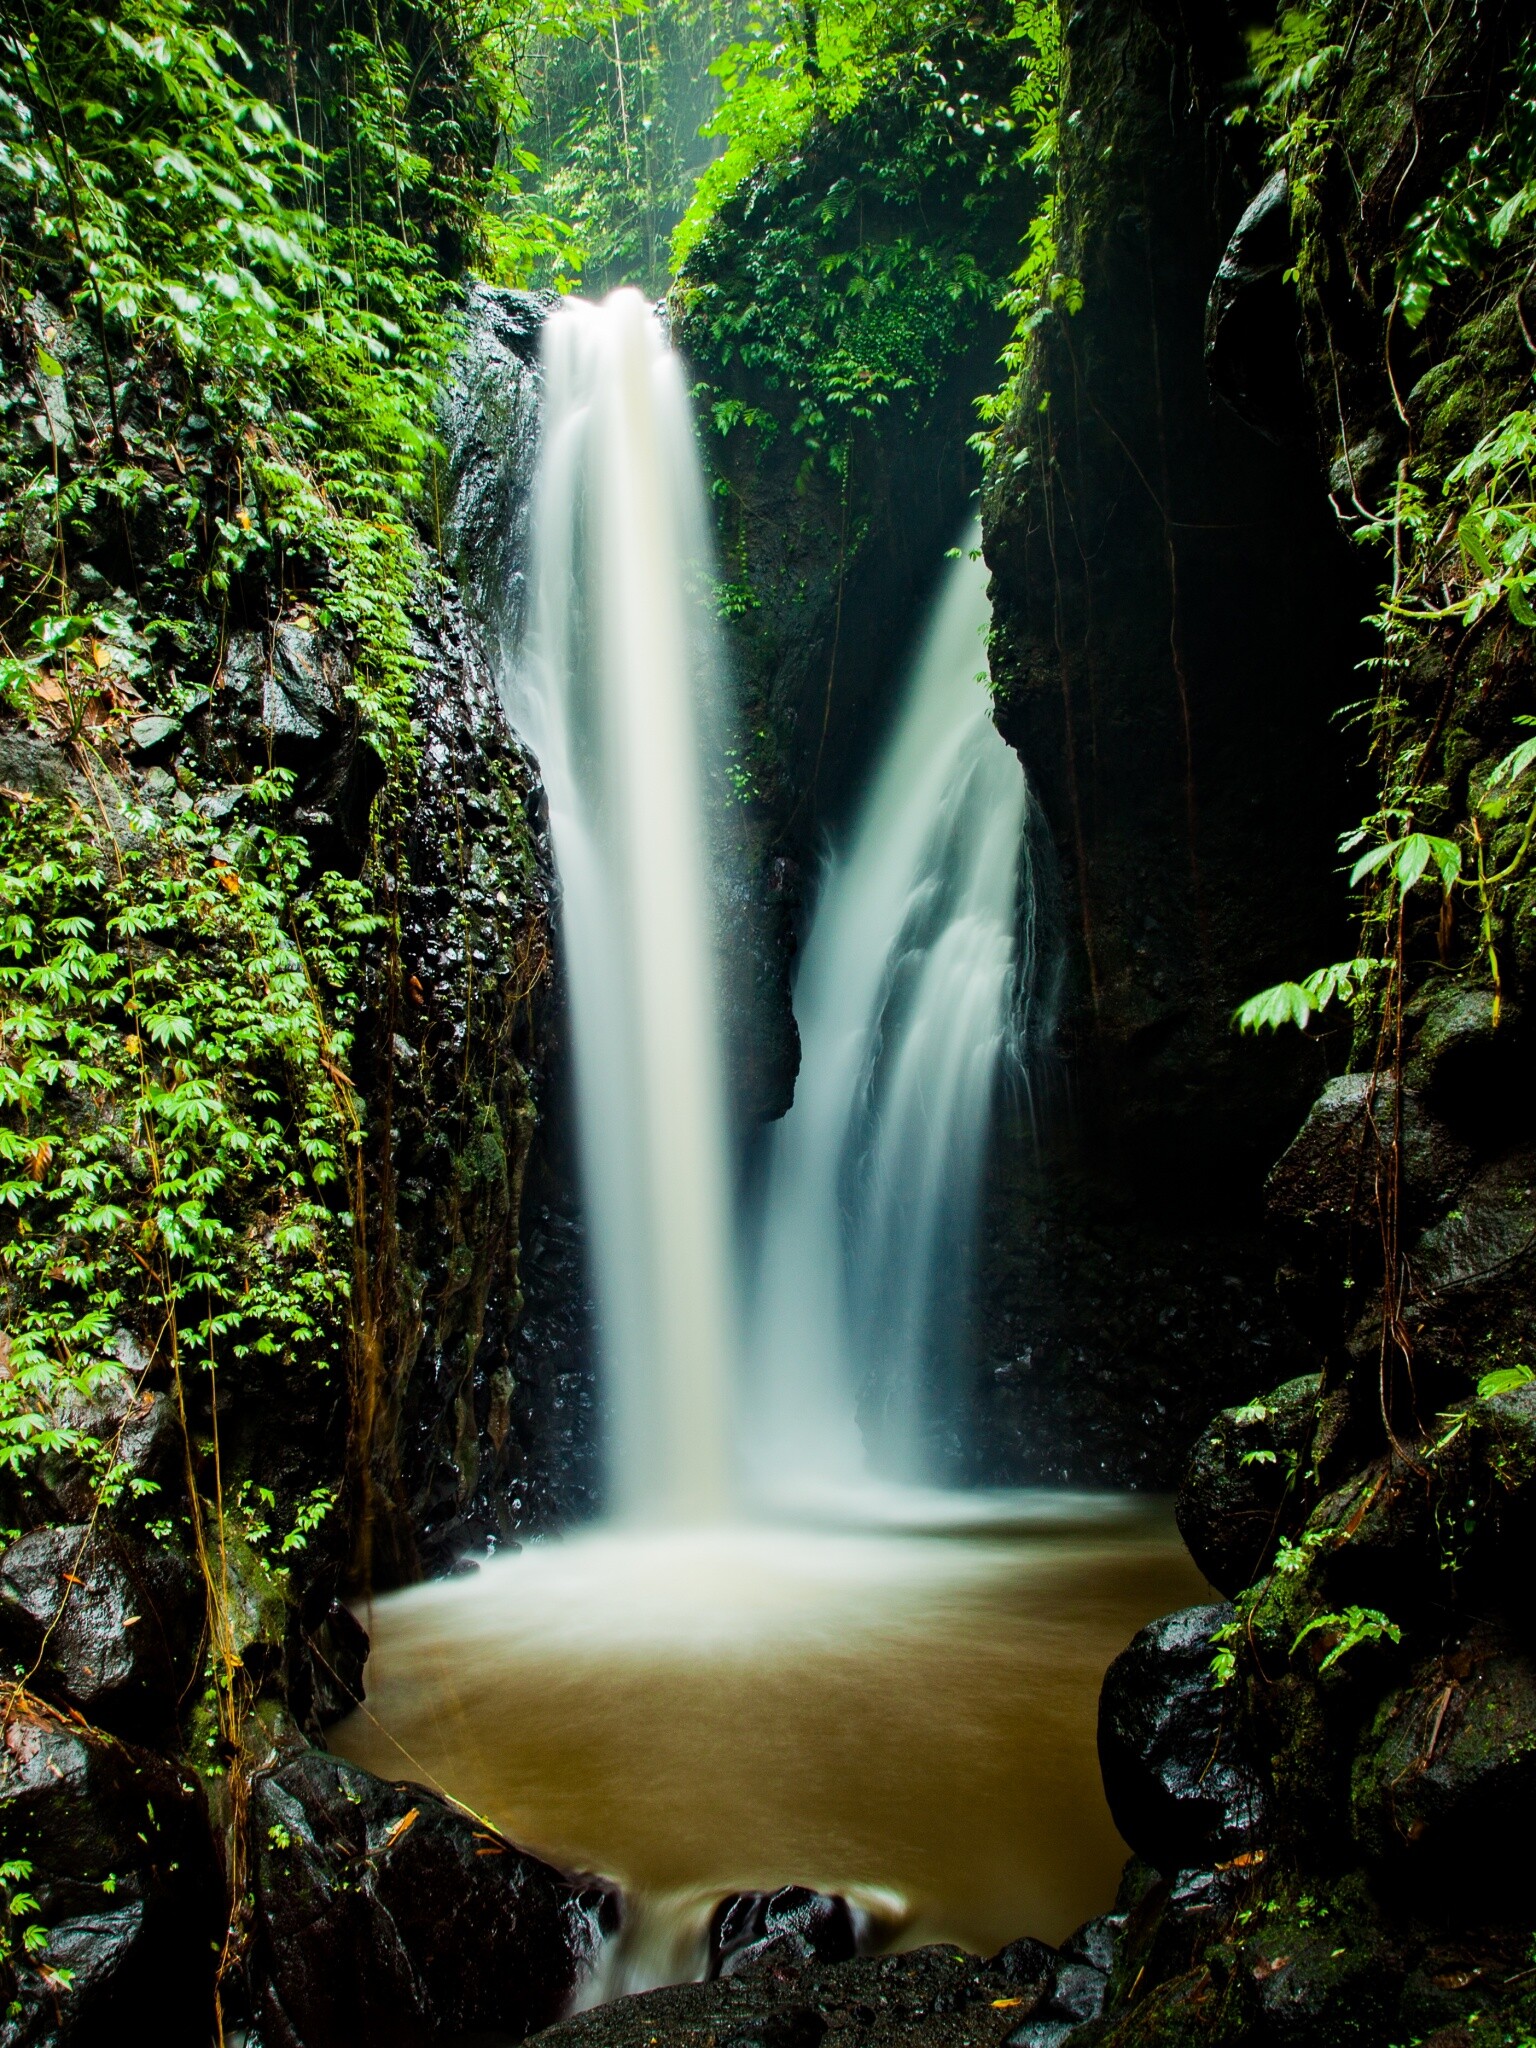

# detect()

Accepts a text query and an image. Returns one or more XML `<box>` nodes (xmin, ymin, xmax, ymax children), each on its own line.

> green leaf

<box><xmin>1477</xmin><ymin>1364</ymin><xmax>1535</xmax><ymax>1399</ymax></box>
<box><xmin>1234</xmin><ymin>981</ymin><xmax>1314</xmax><ymax>1033</ymax></box>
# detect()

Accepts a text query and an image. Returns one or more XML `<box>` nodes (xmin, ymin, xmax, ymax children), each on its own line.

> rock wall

<box><xmin>968</xmin><ymin>0</ymin><xmax>1536</xmax><ymax>2042</ymax></box>
<box><xmin>0</xmin><ymin>276</ymin><xmax>602</xmax><ymax>2038</ymax></box>
<box><xmin>973</xmin><ymin>0</ymin><xmax>1372</xmax><ymax>1486</ymax></box>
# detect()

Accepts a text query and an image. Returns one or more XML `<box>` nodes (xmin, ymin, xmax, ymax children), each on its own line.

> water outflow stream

<box><xmin>749</xmin><ymin>531</ymin><xmax>1034</xmax><ymax>1494</ymax></box>
<box><xmin>510</xmin><ymin>290</ymin><xmax>736</xmax><ymax>1520</ymax></box>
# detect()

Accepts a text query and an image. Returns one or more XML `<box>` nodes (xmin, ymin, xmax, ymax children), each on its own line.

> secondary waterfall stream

<box><xmin>335</xmin><ymin>290</ymin><xmax>1208</xmax><ymax>1997</ymax></box>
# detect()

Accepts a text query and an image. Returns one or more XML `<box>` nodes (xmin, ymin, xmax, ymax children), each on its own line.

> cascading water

<box><xmin>336</xmin><ymin>291</ymin><xmax>1207</xmax><ymax>1997</ymax></box>
<box><xmin>747</xmin><ymin>531</ymin><xmax>1037</xmax><ymax>1498</ymax></box>
<box><xmin>510</xmin><ymin>292</ymin><xmax>1034</xmax><ymax>1512</ymax></box>
<box><xmin>507</xmin><ymin>289</ymin><xmax>737</xmax><ymax>1523</ymax></box>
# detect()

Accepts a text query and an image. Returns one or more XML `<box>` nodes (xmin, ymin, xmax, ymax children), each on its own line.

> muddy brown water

<box><xmin>333</xmin><ymin>1500</ymin><xmax>1208</xmax><ymax>1990</ymax></box>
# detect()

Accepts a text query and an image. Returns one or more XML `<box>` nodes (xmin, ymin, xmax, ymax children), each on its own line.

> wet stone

<box><xmin>0</xmin><ymin>1524</ymin><xmax>202</xmax><ymax>1741</ymax></box>
<box><xmin>1177</xmin><ymin>1375</ymin><xmax>1320</xmax><ymax>1595</ymax></box>
<box><xmin>711</xmin><ymin>1887</ymin><xmax>859</xmax><ymax>1978</ymax></box>
<box><xmin>249</xmin><ymin>1747</ymin><xmax>609</xmax><ymax>2048</ymax></box>
<box><xmin>1097</xmin><ymin>1604</ymin><xmax>1266</xmax><ymax>1873</ymax></box>
<box><xmin>0</xmin><ymin>1700</ymin><xmax>219</xmax><ymax>2047</ymax></box>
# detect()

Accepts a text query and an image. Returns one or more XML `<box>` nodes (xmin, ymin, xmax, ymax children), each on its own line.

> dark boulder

<box><xmin>27</xmin><ymin>1345</ymin><xmax>181</xmax><ymax>1525</ymax></box>
<box><xmin>1098</xmin><ymin>1604</ymin><xmax>1265</xmax><ymax>1872</ymax></box>
<box><xmin>1204</xmin><ymin>171</ymin><xmax>1307</xmax><ymax>443</ymax></box>
<box><xmin>988</xmin><ymin>1935</ymin><xmax>1057</xmax><ymax>2001</ymax></box>
<box><xmin>0</xmin><ymin>1698</ymin><xmax>219</xmax><ymax>2046</ymax></box>
<box><xmin>1177</xmin><ymin>1375</ymin><xmax>1320</xmax><ymax>1595</ymax></box>
<box><xmin>208</xmin><ymin>625</ymin><xmax>383</xmax><ymax>878</ymax></box>
<box><xmin>1227</xmin><ymin>1873</ymin><xmax>1401</xmax><ymax>2047</ymax></box>
<box><xmin>1267</xmin><ymin>1075</ymin><xmax>1472</xmax><ymax>1243</ymax></box>
<box><xmin>1351</xmin><ymin>1638</ymin><xmax>1536</xmax><ymax>1917</ymax></box>
<box><xmin>710</xmin><ymin>1887</ymin><xmax>859</xmax><ymax>1978</ymax></box>
<box><xmin>1004</xmin><ymin>1953</ymin><xmax>1107</xmax><ymax>2045</ymax></box>
<box><xmin>248</xmin><ymin>1747</ymin><xmax>608</xmax><ymax>2047</ymax></box>
<box><xmin>535</xmin><ymin>1943</ymin><xmax>1060</xmax><ymax>2048</ymax></box>
<box><xmin>0</xmin><ymin>1525</ymin><xmax>202</xmax><ymax>1741</ymax></box>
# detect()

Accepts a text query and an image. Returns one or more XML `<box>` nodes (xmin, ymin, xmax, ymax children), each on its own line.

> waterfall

<box><xmin>508</xmin><ymin>293</ymin><xmax>1035</xmax><ymax>1519</ymax></box>
<box><xmin>747</xmin><ymin>533</ymin><xmax>1035</xmax><ymax>1498</ymax></box>
<box><xmin>509</xmin><ymin>289</ymin><xmax>738</xmax><ymax>1523</ymax></box>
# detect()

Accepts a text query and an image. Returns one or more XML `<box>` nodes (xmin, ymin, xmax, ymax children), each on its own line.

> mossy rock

<box><xmin>1224</xmin><ymin>1871</ymin><xmax>1402</xmax><ymax>2048</ymax></box>
<box><xmin>1352</xmin><ymin>1635</ymin><xmax>1536</xmax><ymax>1918</ymax></box>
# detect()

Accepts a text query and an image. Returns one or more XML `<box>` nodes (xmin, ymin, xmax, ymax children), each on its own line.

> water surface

<box><xmin>334</xmin><ymin>1498</ymin><xmax>1207</xmax><ymax>1988</ymax></box>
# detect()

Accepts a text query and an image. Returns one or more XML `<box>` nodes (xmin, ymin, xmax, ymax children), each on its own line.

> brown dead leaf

<box><xmin>381</xmin><ymin>1806</ymin><xmax>419</xmax><ymax>1851</ymax></box>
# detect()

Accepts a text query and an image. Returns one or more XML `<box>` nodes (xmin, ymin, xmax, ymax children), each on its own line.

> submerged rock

<box><xmin>248</xmin><ymin>1748</ymin><xmax>609</xmax><ymax>2047</ymax></box>
<box><xmin>710</xmin><ymin>1887</ymin><xmax>859</xmax><ymax>1978</ymax></box>
<box><xmin>0</xmin><ymin>1698</ymin><xmax>219</xmax><ymax>2046</ymax></box>
<box><xmin>1098</xmin><ymin>1604</ymin><xmax>1265</xmax><ymax>1873</ymax></box>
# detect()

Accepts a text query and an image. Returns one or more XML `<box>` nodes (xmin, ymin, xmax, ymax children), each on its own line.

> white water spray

<box><xmin>748</xmin><ymin>533</ymin><xmax>1034</xmax><ymax>1497</ymax></box>
<box><xmin>509</xmin><ymin>290</ymin><xmax>737</xmax><ymax>1522</ymax></box>
<box><xmin>510</xmin><ymin>295</ymin><xmax>1033</xmax><ymax>1517</ymax></box>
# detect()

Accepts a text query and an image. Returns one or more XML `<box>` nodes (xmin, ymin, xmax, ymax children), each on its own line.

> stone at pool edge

<box><xmin>247</xmin><ymin>1747</ymin><xmax>613</xmax><ymax>2048</ymax></box>
<box><xmin>529</xmin><ymin>1945</ymin><xmax>1067</xmax><ymax>2048</ymax></box>
<box><xmin>1097</xmin><ymin>1604</ymin><xmax>1267</xmax><ymax>1875</ymax></box>
<box><xmin>0</xmin><ymin>1698</ymin><xmax>220</xmax><ymax>2047</ymax></box>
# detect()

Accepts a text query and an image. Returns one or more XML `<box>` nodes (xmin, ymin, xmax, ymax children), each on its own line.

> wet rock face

<box><xmin>0</xmin><ymin>1525</ymin><xmax>202</xmax><ymax>1743</ymax></box>
<box><xmin>1097</xmin><ymin>1604</ymin><xmax>1266</xmax><ymax>1874</ymax></box>
<box><xmin>710</xmin><ymin>1888</ymin><xmax>859</xmax><ymax>1978</ymax></box>
<box><xmin>365</xmin><ymin>562</ymin><xmax>600</xmax><ymax>1576</ymax></box>
<box><xmin>442</xmin><ymin>282</ymin><xmax>548</xmax><ymax>648</ymax></box>
<box><xmin>1352</xmin><ymin>1639</ymin><xmax>1536</xmax><ymax>1916</ymax></box>
<box><xmin>533</xmin><ymin>1945</ymin><xmax>1071</xmax><ymax>2048</ymax></box>
<box><xmin>1204</xmin><ymin>171</ymin><xmax>1306</xmax><ymax>445</ymax></box>
<box><xmin>1177</xmin><ymin>1375</ymin><xmax>1320</xmax><ymax>1596</ymax></box>
<box><xmin>0</xmin><ymin>1701</ymin><xmax>219</xmax><ymax>2047</ymax></box>
<box><xmin>26</xmin><ymin>1353</ymin><xmax>180</xmax><ymax>1526</ymax></box>
<box><xmin>973</xmin><ymin>0</ymin><xmax>1367</xmax><ymax>1487</ymax></box>
<box><xmin>248</xmin><ymin>1749</ymin><xmax>609</xmax><ymax>2048</ymax></box>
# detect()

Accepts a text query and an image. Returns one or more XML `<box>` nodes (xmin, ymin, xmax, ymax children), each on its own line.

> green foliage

<box><xmin>1397</xmin><ymin>32</ymin><xmax>1536</xmax><ymax>328</ymax></box>
<box><xmin>515</xmin><ymin>0</ymin><xmax>742</xmax><ymax>293</ymax></box>
<box><xmin>1234</xmin><ymin>957</ymin><xmax>1378</xmax><ymax>1035</ymax></box>
<box><xmin>1478</xmin><ymin>1364</ymin><xmax>1536</xmax><ymax>1399</ymax></box>
<box><xmin>0</xmin><ymin>0</ymin><xmax>580</xmax><ymax>767</ymax></box>
<box><xmin>675</xmin><ymin>2</ymin><xmax>1051</xmax><ymax>478</ymax></box>
<box><xmin>0</xmin><ymin>767</ymin><xmax>374</xmax><ymax>1478</ymax></box>
<box><xmin>1291</xmin><ymin>1604</ymin><xmax>1401</xmax><ymax>1672</ymax></box>
<box><xmin>0</xmin><ymin>1857</ymin><xmax>53</xmax><ymax>1985</ymax></box>
<box><xmin>1234</xmin><ymin>13</ymin><xmax>1536</xmax><ymax>1044</ymax></box>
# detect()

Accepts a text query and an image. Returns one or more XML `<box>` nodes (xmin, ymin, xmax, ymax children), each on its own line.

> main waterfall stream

<box><xmin>334</xmin><ymin>290</ymin><xmax>1207</xmax><ymax>1996</ymax></box>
